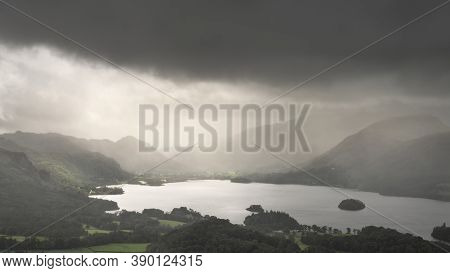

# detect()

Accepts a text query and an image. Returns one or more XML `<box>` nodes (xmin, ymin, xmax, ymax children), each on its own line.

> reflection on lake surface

<box><xmin>92</xmin><ymin>180</ymin><xmax>450</xmax><ymax>239</ymax></box>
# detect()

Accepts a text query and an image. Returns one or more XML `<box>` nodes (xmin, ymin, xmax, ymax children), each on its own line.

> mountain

<box><xmin>364</xmin><ymin>132</ymin><xmax>450</xmax><ymax>200</ymax></box>
<box><xmin>73</xmin><ymin>136</ymin><xmax>190</xmax><ymax>174</ymax></box>
<box><xmin>0</xmin><ymin>132</ymin><xmax>130</xmax><ymax>188</ymax></box>
<box><xmin>258</xmin><ymin>115</ymin><xmax>450</xmax><ymax>201</ymax></box>
<box><xmin>304</xmin><ymin>115</ymin><xmax>448</xmax><ymax>185</ymax></box>
<box><xmin>0</xmin><ymin>148</ymin><xmax>115</xmax><ymax>235</ymax></box>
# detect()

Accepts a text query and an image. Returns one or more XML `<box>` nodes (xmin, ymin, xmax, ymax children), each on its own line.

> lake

<box><xmin>92</xmin><ymin>180</ymin><xmax>450</xmax><ymax>239</ymax></box>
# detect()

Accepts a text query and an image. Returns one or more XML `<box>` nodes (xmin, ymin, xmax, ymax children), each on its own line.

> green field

<box><xmin>158</xmin><ymin>219</ymin><xmax>185</xmax><ymax>228</ymax></box>
<box><xmin>83</xmin><ymin>225</ymin><xmax>112</xmax><ymax>235</ymax></box>
<box><xmin>86</xmin><ymin>243</ymin><xmax>149</xmax><ymax>252</ymax></box>
<box><xmin>293</xmin><ymin>234</ymin><xmax>309</xmax><ymax>251</ymax></box>
<box><xmin>49</xmin><ymin>243</ymin><xmax>149</xmax><ymax>253</ymax></box>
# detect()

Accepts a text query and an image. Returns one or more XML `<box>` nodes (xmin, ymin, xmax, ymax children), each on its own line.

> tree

<box><xmin>246</xmin><ymin>205</ymin><xmax>264</xmax><ymax>214</ymax></box>
<box><xmin>431</xmin><ymin>223</ymin><xmax>450</xmax><ymax>243</ymax></box>
<box><xmin>148</xmin><ymin>218</ymin><xmax>300</xmax><ymax>253</ymax></box>
<box><xmin>244</xmin><ymin>211</ymin><xmax>301</xmax><ymax>232</ymax></box>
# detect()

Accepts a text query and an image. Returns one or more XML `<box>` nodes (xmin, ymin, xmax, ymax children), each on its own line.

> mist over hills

<box><xmin>255</xmin><ymin>115</ymin><xmax>450</xmax><ymax>201</ymax></box>
<box><xmin>1</xmin><ymin>114</ymin><xmax>449</xmax><ymax>204</ymax></box>
<box><xmin>157</xmin><ymin>119</ymin><xmax>318</xmax><ymax>175</ymax></box>
<box><xmin>307</xmin><ymin>115</ymin><xmax>449</xmax><ymax>185</ymax></box>
<box><xmin>72</xmin><ymin>135</ymin><xmax>177</xmax><ymax>174</ymax></box>
<box><xmin>0</xmin><ymin>132</ymin><xmax>130</xmax><ymax>188</ymax></box>
<box><xmin>365</xmin><ymin>131</ymin><xmax>450</xmax><ymax>200</ymax></box>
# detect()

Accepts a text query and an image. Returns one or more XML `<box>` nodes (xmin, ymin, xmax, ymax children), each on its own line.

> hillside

<box><xmin>364</xmin><ymin>132</ymin><xmax>450</xmax><ymax>200</ymax></box>
<box><xmin>258</xmin><ymin>116</ymin><xmax>450</xmax><ymax>201</ymax></box>
<box><xmin>0</xmin><ymin>148</ymin><xmax>116</xmax><ymax>235</ymax></box>
<box><xmin>0</xmin><ymin>132</ymin><xmax>130</xmax><ymax>188</ymax></box>
<box><xmin>307</xmin><ymin>115</ymin><xmax>449</xmax><ymax>186</ymax></box>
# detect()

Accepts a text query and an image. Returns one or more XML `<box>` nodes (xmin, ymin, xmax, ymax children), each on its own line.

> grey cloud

<box><xmin>0</xmin><ymin>0</ymin><xmax>449</xmax><ymax>99</ymax></box>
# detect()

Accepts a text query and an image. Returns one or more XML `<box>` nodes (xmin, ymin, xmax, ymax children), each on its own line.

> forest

<box><xmin>431</xmin><ymin>223</ymin><xmax>450</xmax><ymax>243</ymax></box>
<box><xmin>2</xmin><ymin>206</ymin><xmax>448</xmax><ymax>253</ymax></box>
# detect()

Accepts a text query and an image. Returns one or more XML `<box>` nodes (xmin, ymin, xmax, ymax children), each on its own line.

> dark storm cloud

<box><xmin>0</xmin><ymin>0</ymin><xmax>449</xmax><ymax>97</ymax></box>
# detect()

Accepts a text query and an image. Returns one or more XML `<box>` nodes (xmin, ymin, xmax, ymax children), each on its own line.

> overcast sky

<box><xmin>0</xmin><ymin>0</ymin><xmax>449</xmax><ymax>150</ymax></box>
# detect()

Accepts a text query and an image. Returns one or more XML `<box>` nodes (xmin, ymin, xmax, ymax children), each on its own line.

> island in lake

<box><xmin>338</xmin><ymin>199</ymin><xmax>366</xmax><ymax>211</ymax></box>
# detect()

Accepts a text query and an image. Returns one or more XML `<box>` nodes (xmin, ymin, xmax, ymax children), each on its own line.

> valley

<box><xmin>0</xmin><ymin>115</ymin><xmax>449</xmax><ymax>253</ymax></box>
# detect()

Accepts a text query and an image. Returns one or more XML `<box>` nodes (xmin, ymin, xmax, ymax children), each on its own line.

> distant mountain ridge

<box><xmin>0</xmin><ymin>131</ymin><xmax>187</xmax><ymax>180</ymax></box>
<box><xmin>74</xmin><ymin>135</ymin><xmax>183</xmax><ymax>174</ymax></box>
<box><xmin>364</xmin><ymin>131</ymin><xmax>450</xmax><ymax>200</ymax></box>
<box><xmin>0</xmin><ymin>132</ymin><xmax>131</xmax><ymax>188</ymax></box>
<box><xmin>2</xmin><ymin>115</ymin><xmax>450</xmax><ymax>202</ymax></box>
<box><xmin>256</xmin><ymin>115</ymin><xmax>450</xmax><ymax>201</ymax></box>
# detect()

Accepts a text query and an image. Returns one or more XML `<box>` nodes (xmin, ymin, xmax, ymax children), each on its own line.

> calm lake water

<box><xmin>92</xmin><ymin>180</ymin><xmax>450</xmax><ymax>239</ymax></box>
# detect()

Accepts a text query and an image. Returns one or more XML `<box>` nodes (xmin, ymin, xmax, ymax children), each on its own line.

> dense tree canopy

<box><xmin>431</xmin><ymin>223</ymin><xmax>450</xmax><ymax>243</ymax></box>
<box><xmin>244</xmin><ymin>211</ymin><xmax>301</xmax><ymax>232</ymax></box>
<box><xmin>338</xmin><ymin>199</ymin><xmax>366</xmax><ymax>211</ymax></box>
<box><xmin>246</xmin><ymin>205</ymin><xmax>264</xmax><ymax>214</ymax></box>
<box><xmin>148</xmin><ymin>218</ymin><xmax>300</xmax><ymax>253</ymax></box>
<box><xmin>302</xmin><ymin>226</ymin><xmax>448</xmax><ymax>253</ymax></box>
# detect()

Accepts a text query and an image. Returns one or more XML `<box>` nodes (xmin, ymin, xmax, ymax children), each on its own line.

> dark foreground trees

<box><xmin>302</xmin><ymin>226</ymin><xmax>448</xmax><ymax>252</ymax></box>
<box><xmin>431</xmin><ymin>223</ymin><xmax>450</xmax><ymax>243</ymax></box>
<box><xmin>244</xmin><ymin>211</ymin><xmax>301</xmax><ymax>232</ymax></box>
<box><xmin>148</xmin><ymin>218</ymin><xmax>300</xmax><ymax>253</ymax></box>
<box><xmin>246</xmin><ymin>205</ymin><xmax>264</xmax><ymax>214</ymax></box>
